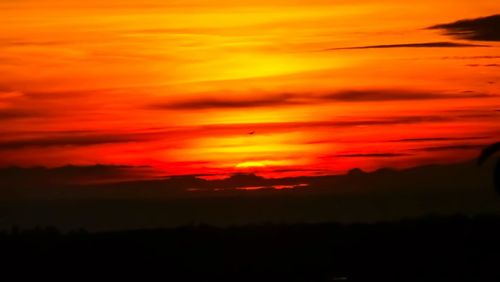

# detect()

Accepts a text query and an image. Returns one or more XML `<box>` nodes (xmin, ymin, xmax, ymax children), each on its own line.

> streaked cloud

<box><xmin>429</xmin><ymin>14</ymin><xmax>500</xmax><ymax>41</ymax></box>
<box><xmin>325</xmin><ymin>41</ymin><xmax>487</xmax><ymax>51</ymax></box>
<box><xmin>152</xmin><ymin>93</ymin><xmax>299</xmax><ymax>109</ymax></box>
<box><xmin>413</xmin><ymin>143</ymin><xmax>485</xmax><ymax>152</ymax></box>
<box><xmin>334</xmin><ymin>153</ymin><xmax>409</xmax><ymax>158</ymax></box>
<box><xmin>154</xmin><ymin>89</ymin><xmax>494</xmax><ymax>110</ymax></box>
<box><xmin>0</xmin><ymin>164</ymin><xmax>156</xmax><ymax>188</ymax></box>
<box><xmin>0</xmin><ymin>109</ymin><xmax>39</xmax><ymax>120</ymax></box>
<box><xmin>466</xmin><ymin>64</ymin><xmax>500</xmax><ymax>67</ymax></box>
<box><xmin>322</xmin><ymin>89</ymin><xmax>493</xmax><ymax>102</ymax></box>
<box><xmin>392</xmin><ymin>136</ymin><xmax>487</xmax><ymax>143</ymax></box>
<box><xmin>0</xmin><ymin>132</ymin><xmax>144</xmax><ymax>150</ymax></box>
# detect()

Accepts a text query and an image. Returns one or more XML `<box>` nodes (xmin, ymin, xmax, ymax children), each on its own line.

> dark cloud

<box><xmin>325</xmin><ymin>42</ymin><xmax>486</xmax><ymax>51</ymax></box>
<box><xmin>0</xmin><ymin>160</ymin><xmax>484</xmax><ymax>196</ymax></box>
<box><xmin>456</xmin><ymin>113</ymin><xmax>498</xmax><ymax>119</ymax></box>
<box><xmin>0</xmin><ymin>133</ymin><xmax>144</xmax><ymax>150</ymax></box>
<box><xmin>0</xmin><ymin>38</ymin><xmax>64</xmax><ymax>47</ymax></box>
<box><xmin>208</xmin><ymin>116</ymin><xmax>452</xmax><ymax>130</ymax></box>
<box><xmin>441</xmin><ymin>56</ymin><xmax>500</xmax><ymax>60</ymax></box>
<box><xmin>393</xmin><ymin>136</ymin><xmax>487</xmax><ymax>143</ymax></box>
<box><xmin>0</xmin><ymin>164</ymin><xmax>154</xmax><ymax>190</ymax></box>
<box><xmin>323</xmin><ymin>89</ymin><xmax>492</xmax><ymax>102</ymax></box>
<box><xmin>336</xmin><ymin>116</ymin><xmax>452</xmax><ymax>126</ymax></box>
<box><xmin>428</xmin><ymin>14</ymin><xmax>500</xmax><ymax>41</ymax></box>
<box><xmin>413</xmin><ymin>144</ymin><xmax>485</xmax><ymax>152</ymax></box>
<box><xmin>152</xmin><ymin>93</ymin><xmax>298</xmax><ymax>110</ymax></box>
<box><xmin>445</xmin><ymin>107</ymin><xmax>500</xmax><ymax>117</ymax></box>
<box><xmin>154</xmin><ymin>89</ymin><xmax>493</xmax><ymax>110</ymax></box>
<box><xmin>334</xmin><ymin>153</ymin><xmax>409</xmax><ymax>158</ymax></box>
<box><xmin>466</xmin><ymin>64</ymin><xmax>500</xmax><ymax>67</ymax></box>
<box><xmin>0</xmin><ymin>109</ymin><xmax>39</xmax><ymax>120</ymax></box>
<box><xmin>0</xmin><ymin>115</ymin><xmax>457</xmax><ymax>151</ymax></box>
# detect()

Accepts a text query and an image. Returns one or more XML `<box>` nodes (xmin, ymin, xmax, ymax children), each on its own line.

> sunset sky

<box><xmin>1</xmin><ymin>0</ymin><xmax>499</xmax><ymax>181</ymax></box>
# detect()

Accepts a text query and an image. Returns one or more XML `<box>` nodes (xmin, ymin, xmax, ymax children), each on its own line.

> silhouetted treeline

<box><xmin>2</xmin><ymin>215</ymin><xmax>500</xmax><ymax>281</ymax></box>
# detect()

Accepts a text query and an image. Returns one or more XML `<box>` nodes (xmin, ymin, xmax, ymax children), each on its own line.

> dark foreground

<box><xmin>2</xmin><ymin>215</ymin><xmax>500</xmax><ymax>281</ymax></box>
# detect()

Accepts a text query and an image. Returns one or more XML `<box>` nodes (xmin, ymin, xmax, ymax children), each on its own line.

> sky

<box><xmin>1</xmin><ymin>0</ymin><xmax>499</xmax><ymax>181</ymax></box>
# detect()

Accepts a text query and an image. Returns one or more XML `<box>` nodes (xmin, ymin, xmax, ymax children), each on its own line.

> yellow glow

<box><xmin>199</xmin><ymin>53</ymin><xmax>317</xmax><ymax>82</ymax></box>
<box><xmin>235</xmin><ymin>160</ymin><xmax>290</xmax><ymax>168</ymax></box>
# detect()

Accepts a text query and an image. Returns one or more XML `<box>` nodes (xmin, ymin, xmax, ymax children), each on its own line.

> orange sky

<box><xmin>0</xmin><ymin>0</ymin><xmax>499</xmax><ymax>179</ymax></box>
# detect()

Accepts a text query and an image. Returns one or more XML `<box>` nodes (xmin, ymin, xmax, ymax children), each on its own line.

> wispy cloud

<box><xmin>392</xmin><ymin>136</ymin><xmax>487</xmax><ymax>143</ymax></box>
<box><xmin>152</xmin><ymin>93</ymin><xmax>299</xmax><ymax>110</ymax></box>
<box><xmin>322</xmin><ymin>89</ymin><xmax>492</xmax><ymax>102</ymax></box>
<box><xmin>0</xmin><ymin>132</ymin><xmax>144</xmax><ymax>150</ymax></box>
<box><xmin>428</xmin><ymin>14</ymin><xmax>500</xmax><ymax>41</ymax></box>
<box><xmin>0</xmin><ymin>109</ymin><xmax>39</xmax><ymax>120</ymax></box>
<box><xmin>0</xmin><ymin>38</ymin><xmax>66</xmax><ymax>47</ymax></box>
<box><xmin>153</xmin><ymin>89</ymin><xmax>493</xmax><ymax>110</ymax></box>
<box><xmin>197</xmin><ymin>116</ymin><xmax>453</xmax><ymax>131</ymax></box>
<box><xmin>0</xmin><ymin>164</ymin><xmax>155</xmax><ymax>188</ymax></box>
<box><xmin>334</xmin><ymin>153</ymin><xmax>409</xmax><ymax>158</ymax></box>
<box><xmin>325</xmin><ymin>42</ymin><xmax>487</xmax><ymax>51</ymax></box>
<box><xmin>440</xmin><ymin>56</ymin><xmax>500</xmax><ymax>60</ymax></box>
<box><xmin>466</xmin><ymin>64</ymin><xmax>500</xmax><ymax>67</ymax></box>
<box><xmin>412</xmin><ymin>144</ymin><xmax>485</xmax><ymax>152</ymax></box>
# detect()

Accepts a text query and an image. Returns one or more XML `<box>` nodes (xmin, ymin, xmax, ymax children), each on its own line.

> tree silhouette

<box><xmin>478</xmin><ymin>142</ymin><xmax>500</xmax><ymax>194</ymax></box>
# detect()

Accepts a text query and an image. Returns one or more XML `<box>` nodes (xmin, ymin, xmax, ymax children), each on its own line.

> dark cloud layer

<box><xmin>393</xmin><ymin>136</ymin><xmax>487</xmax><ymax>143</ymax></box>
<box><xmin>334</xmin><ymin>153</ymin><xmax>409</xmax><ymax>158</ymax></box>
<box><xmin>246</xmin><ymin>116</ymin><xmax>452</xmax><ymax>130</ymax></box>
<box><xmin>0</xmin><ymin>38</ymin><xmax>64</xmax><ymax>47</ymax></box>
<box><xmin>322</xmin><ymin>89</ymin><xmax>492</xmax><ymax>102</ymax></box>
<box><xmin>467</xmin><ymin>64</ymin><xmax>500</xmax><ymax>67</ymax></box>
<box><xmin>0</xmin><ymin>116</ymin><xmax>456</xmax><ymax>150</ymax></box>
<box><xmin>0</xmin><ymin>109</ymin><xmax>39</xmax><ymax>120</ymax></box>
<box><xmin>155</xmin><ymin>89</ymin><xmax>493</xmax><ymax>110</ymax></box>
<box><xmin>326</xmin><ymin>42</ymin><xmax>487</xmax><ymax>51</ymax></box>
<box><xmin>0</xmin><ymin>160</ymin><xmax>497</xmax><ymax>230</ymax></box>
<box><xmin>429</xmin><ymin>14</ymin><xmax>500</xmax><ymax>41</ymax></box>
<box><xmin>0</xmin><ymin>164</ymin><xmax>153</xmax><ymax>189</ymax></box>
<box><xmin>413</xmin><ymin>144</ymin><xmax>486</xmax><ymax>152</ymax></box>
<box><xmin>0</xmin><ymin>159</ymin><xmax>491</xmax><ymax>196</ymax></box>
<box><xmin>154</xmin><ymin>94</ymin><xmax>298</xmax><ymax>110</ymax></box>
<box><xmin>0</xmin><ymin>133</ymin><xmax>141</xmax><ymax>150</ymax></box>
<box><xmin>441</xmin><ymin>56</ymin><xmax>500</xmax><ymax>60</ymax></box>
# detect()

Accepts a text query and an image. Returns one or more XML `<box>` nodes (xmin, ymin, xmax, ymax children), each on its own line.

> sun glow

<box><xmin>235</xmin><ymin>160</ymin><xmax>290</xmax><ymax>168</ymax></box>
<box><xmin>206</xmin><ymin>53</ymin><xmax>321</xmax><ymax>81</ymax></box>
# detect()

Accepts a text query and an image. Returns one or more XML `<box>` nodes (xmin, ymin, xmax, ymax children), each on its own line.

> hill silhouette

<box><xmin>0</xmin><ymin>159</ymin><xmax>498</xmax><ymax>231</ymax></box>
<box><xmin>2</xmin><ymin>215</ymin><xmax>500</xmax><ymax>281</ymax></box>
